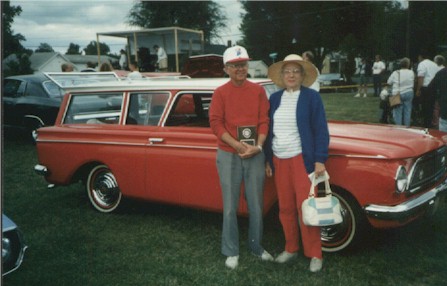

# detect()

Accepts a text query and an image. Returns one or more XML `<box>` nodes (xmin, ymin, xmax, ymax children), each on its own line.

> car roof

<box><xmin>59</xmin><ymin>77</ymin><xmax>274</xmax><ymax>93</ymax></box>
<box><xmin>6</xmin><ymin>73</ymin><xmax>51</xmax><ymax>83</ymax></box>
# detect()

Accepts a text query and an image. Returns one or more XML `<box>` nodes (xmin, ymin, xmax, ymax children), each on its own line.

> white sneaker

<box><xmin>309</xmin><ymin>257</ymin><xmax>323</xmax><ymax>272</ymax></box>
<box><xmin>275</xmin><ymin>251</ymin><xmax>297</xmax><ymax>263</ymax></box>
<box><xmin>260</xmin><ymin>250</ymin><xmax>274</xmax><ymax>261</ymax></box>
<box><xmin>225</xmin><ymin>256</ymin><xmax>239</xmax><ymax>269</ymax></box>
<box><xmin>363</xmin><ymin>94</ymin><xmax>367</xmax><ymax>98</ymax></box>
<box><xmin>354</xmin><ymin>93</ymin><xmax>361</xmax><ymax>98</ymax></box>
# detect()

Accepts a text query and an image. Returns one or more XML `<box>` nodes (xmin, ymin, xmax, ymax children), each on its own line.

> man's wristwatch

<box><xmin>257</xmin><ymin>145</ymin><xmax>263</xmax><ymax>152</ymax></box>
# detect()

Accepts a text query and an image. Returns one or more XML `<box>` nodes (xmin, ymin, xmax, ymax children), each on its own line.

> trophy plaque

<box><xmin>237</xmin><ymin>125</ymin><xmax>257</xmax><ymax>145</ymax></box>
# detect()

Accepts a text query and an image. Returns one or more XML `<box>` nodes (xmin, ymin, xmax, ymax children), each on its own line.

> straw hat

<box><xmin>268</xmin><ymin>54</ymin><xmax>318</xmax><ymax>88</ymax></box>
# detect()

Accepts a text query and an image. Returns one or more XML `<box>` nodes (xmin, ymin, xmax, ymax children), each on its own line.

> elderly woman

<box><xmin>265</xmin><ymin>54</ymin><xmax>330</xmax><ymax>272</ymax></box>
<box><xmin>386</xmin><ymin>58</ymin><xmax>415</xmax><ymax>127</ymax></box>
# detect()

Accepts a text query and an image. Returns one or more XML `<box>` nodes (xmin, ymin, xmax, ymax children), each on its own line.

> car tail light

<box><xmin>395</xmin><ymin>166</ymin><xmax>408</xmax><ymax>193</ymax></box>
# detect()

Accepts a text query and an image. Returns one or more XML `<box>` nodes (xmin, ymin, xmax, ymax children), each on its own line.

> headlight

<box><xmin>2</xmin><ymin>237</ymin><xmax>12</xmax><ymax>263</ymax></box>
<box><xmin>395</xmin><ymin>166</ymin><xmax>408</xmax><ymax>193</ymax></box>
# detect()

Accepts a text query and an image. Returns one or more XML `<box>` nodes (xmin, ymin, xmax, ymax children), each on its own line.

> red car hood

<box><xmin>329</xmin><ymin>121</ymin><xmax>447</xmax><ymax>159</ymax></box>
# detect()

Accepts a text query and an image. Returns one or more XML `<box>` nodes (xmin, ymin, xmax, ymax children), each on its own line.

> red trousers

<box><xmin>273</xmin><ymin>155</ymin><xmax>322</xmax><ymax>259</ymax></box>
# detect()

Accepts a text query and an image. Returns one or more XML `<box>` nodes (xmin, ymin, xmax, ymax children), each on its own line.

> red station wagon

<box><xmin>34</xmin><ymin>74</ymin><xmax>447</xmax><ymax>252</ymax></box>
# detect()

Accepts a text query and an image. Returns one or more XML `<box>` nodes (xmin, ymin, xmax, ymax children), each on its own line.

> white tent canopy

<box><xmin>97</xmin><ymin>26</ymin><xmax>204</xmax><ymax>72</ymax></box>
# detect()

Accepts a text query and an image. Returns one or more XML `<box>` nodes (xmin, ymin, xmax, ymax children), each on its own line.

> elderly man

<box><xmin>209</xmin><ymin>45</ymin><xmax>273</xmax><ymax>270</ymax></box>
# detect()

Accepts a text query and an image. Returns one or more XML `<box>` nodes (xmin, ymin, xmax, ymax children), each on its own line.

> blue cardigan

<box><xmin>265</xmin><ymin>86</ymin><xmax>330</xmax><ymax>174</ymax></box>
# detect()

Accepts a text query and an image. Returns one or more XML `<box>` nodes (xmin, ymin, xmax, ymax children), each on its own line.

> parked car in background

<box><xmin>2</xmin><ymin>73</ymin><xmax>65</xmax><ymax>141</ymax></box>
<box><xmin>318</xmin><ymin>73</ymin><xmax>348</xmax><ymax>92</ymax></box>
<box><xmin>33</xmin><ymin>76</ymin><xmax>447</xmax><ymax>253</ymax></box>
<box><xmin>181</xmin><ymin>54</ymin><xmax>225</xmax><ymax>78</ymax></box>
<box><xmin>2</xmin><ymin>214</ymin><xmax>27</xmax><ymax>276</ymax></box>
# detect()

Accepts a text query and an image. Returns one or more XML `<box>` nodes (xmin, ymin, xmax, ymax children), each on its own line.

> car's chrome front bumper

<box><xmin>364</xmin><ymin>179</ymin><xmax>447</xmax><ymax>221</ymax></box>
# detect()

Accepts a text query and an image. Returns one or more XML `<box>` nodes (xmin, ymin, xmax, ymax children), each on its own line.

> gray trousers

<box><xmin>216</xmin><ymin>149</ymin><xmax>266</xmax><ymax>257</ymax></box>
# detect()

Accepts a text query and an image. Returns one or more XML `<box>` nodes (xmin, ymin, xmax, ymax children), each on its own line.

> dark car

<box><xmin>2</xmin><ymin>214</ymin><xmax>27</xmax><ymax>276</ymax></box>
<box><xmin>3</xmin><ymin>73</ymin><xmax>65</xmax><ymax>141</ymax></box>
<box><xmin>318</xmin><ymin>73</ymin><xmax>347</xmax><ymax>92</ymax></box>
<box><xmin>181</xmin><ymin>54</ymin><xmax>225</xmax><ymax>78</ymax></box>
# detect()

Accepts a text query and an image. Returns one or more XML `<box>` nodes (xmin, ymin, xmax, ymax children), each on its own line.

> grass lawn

<box><xmin>2</xmin><ymin>93</ymin><xmax>447</xmax><ymax>285</ymax></box>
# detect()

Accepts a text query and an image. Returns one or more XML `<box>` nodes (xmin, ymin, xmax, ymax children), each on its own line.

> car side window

<box><xmin>3</xmin><ymin>79</ymin><xmax>26</xmax><ymax>98</ymax></box>
<box><xmin>165</xmin><ymin>93</ymin><xmax>212</xmax><ymax>127</ymax></box>
<box><xmin>63</xmin><ymin>93</ymin><xmax>124</xmax><ymax>124</ymax></box>
<box><xmin>43</xmin><ymin>81</ymin><xmax>64</xmax><ymax>98</ymax></box>
<box><xmin>127</xmin><ymin>92</ymin><xmax>169</xmax><ymax>126</ymax></box>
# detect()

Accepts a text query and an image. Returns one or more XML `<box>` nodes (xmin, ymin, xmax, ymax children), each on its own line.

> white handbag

<box><xmin>301</xmin><ymin>171</ymin><xmax>343</xmax><ymax>226</ymax></box>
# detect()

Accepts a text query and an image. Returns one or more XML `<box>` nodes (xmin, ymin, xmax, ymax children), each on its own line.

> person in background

<box><xmin>82</xmin><ymin>61</ymin><xmax>97</xmax><ymax>72</ymax></box>
<box><xmin>354</xmin><ymin>58</ymin><xmax>368</xmax><ymax>98</ymax></box>
<box><xmin>99</xmin><ymin>62</ymin><xmax>113</xmax><ymax>72</ymax></box>
<box><xmin>302</xmin><ymin>51</ymin><xmax>320</xmax><ymax>92</ymax></box>
<box><xmin>372</xmin><ymin>55</ymin><xmax>386</xmax><ymax>97</ymax></box>
<box><xmin>209</xmin><ymin>45</ymin><xmax>273</xmax><ymax>270</ymax></box>
<box><xmin>265</xmin><ymin>54</ymin><xmax>329</xmax><ymax>273</ymax></box>
<box><xmin>416</xmin><ymin>52</ymin><xmax>442</xmax><ymax>128</ymax></box>
<box><xmin>153</xmin><ymin>45</ymin><xmax>168</xmax><ymax>72</ymax></box>
<box><xmin>127</xmin><ymin>60</ymin><xmax>143</xmax><ymax>79</ymax></box>
<box><xmin>386</xmin><ymin>58</ymin><xmax>415</xmax><ymax>127</ymax></box>
<box><xmin>373</xmin><ymin>55</ymin><xmax>389</xmax><ymax>123</ymax></box>
<box><xmin>429</xmin><ymin>55</ymin><xmax>447</xmax><ymax>132</ymax></box>
<box><xmin>61</xmin><ymin>63</ymin><xmax>74</xmax><ymax>72</ymax></box>
<box><xmin>430</xmin><ymin>55</ymin><xmax>446</xmax><ymax>128</ymax></box>
<box><xmin>119</xmin><ymin>49</ymin><xmax>127</xmax><ymax>70</ymax></box>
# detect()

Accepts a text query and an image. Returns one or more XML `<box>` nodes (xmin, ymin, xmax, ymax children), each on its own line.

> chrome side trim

<box><xmin>24</xmin><ymin>115</ymin><xmax>45</xmax><ymax>126</ymax></box>
<box><xmin>36</xmin><ymin>139</ymin><xmax>218</xmax><ymax>150</ymax></box>
<box><xmin>329</xmin><ymin>153</ymin><xmax>387</xmax><ymax>159</ymax></box>
<box><xmin>364</xmin><ymin>179</ymin><xmax>447</xmax><ymax>221</ymax></box>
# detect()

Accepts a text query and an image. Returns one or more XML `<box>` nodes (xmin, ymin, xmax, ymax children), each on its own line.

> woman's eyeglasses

<box><xmin>282</xmin><ymin>69</ymin><xmax>302</xmax><ymax>75</ymax></box>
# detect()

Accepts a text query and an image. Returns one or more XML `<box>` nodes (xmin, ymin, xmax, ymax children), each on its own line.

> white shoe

<box><xmin>354</xmin><ymin>93</ymin><xmax>361</xmax><ymax>98</ymax></box>
<box><xmin>363</xmin><ymin>94</ymin><xmax>367</xmax><ymax>98</ymax></box>
<box><xmin>309</xmin><ymin>257</ymin><xmax>323</xmax><ymax>272</ymax></box>
<box><xmin>275</xmin><ymin>251</ymin><xmax>297</xmax><ymax>263</ymax></box>
<box><xmin>225</xmin><ymin>255</ymin><xmax>239</xmax><ymax>269</ymax></box>
<box><xmin>260</xmin><ymin>250</ymin><xmax>274</xmax><ymax>261</ymax></box>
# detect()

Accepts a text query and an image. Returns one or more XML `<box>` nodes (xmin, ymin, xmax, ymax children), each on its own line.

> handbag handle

<box><xmin>308</xmin><ymin>171</ymin><xmax>332</xmax><ymax>197</ymax></box>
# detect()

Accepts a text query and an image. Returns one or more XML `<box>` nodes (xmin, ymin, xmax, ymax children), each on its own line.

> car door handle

<box><xmin>148</xmin><ymin>138</ymin><xmax>164</xmax><ymax>144</ymax></box>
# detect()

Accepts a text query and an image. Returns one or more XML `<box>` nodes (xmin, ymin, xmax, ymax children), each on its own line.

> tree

<box><xmin>4</xmin><ymin>53</ymin><xmax>34</xmax><ymax>77</ymax></box>
<box><xmin>408</xmin><ymin>1</ymin><xmax>447</xmax><ymax>60</ymax></box>
<box><xmin>35</xmin><ymin>43</ymin><xmax>55</xmax><ymax>53</ymax></box>
<box><xmin>83</xmin><ymin>41</ymin><xmax>110</xmax><ymax>55</ymax></box>
<box><xmin>66</xmin><ymin>43</ymin><xmax>81</xmax><ymax>55</ymax></box>
<box><xmin>2</xmin><ymin>1</ymin><xmax>32</xmax><ymax>76</ymax></box>
<box><xmin>239</xmin><ymin>1</ymin><xmax>406</xmax><ymax>67</ymax></box>
<box><xmin>2</xmin><ymin>1</ymin><xmax>27</xmax><ymax>57</ymax></box>
<box><xmin>127</xmin><ymin>1</ymin><xmax>227</xmax><ymax>44</ymax></box>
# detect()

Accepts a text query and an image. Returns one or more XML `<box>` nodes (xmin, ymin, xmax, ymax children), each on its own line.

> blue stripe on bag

<box><xmin>319</xmin><ymin>219</ymin><xmax>335</xmax><ymax>225</ymax></box>
<box><xmin>317</xmin><ymin>208</ymin><xmax>334</xmax><ymax>215</ymax></box>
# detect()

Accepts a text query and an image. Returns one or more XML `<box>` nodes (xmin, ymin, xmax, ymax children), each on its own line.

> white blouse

<box><xmin>272</xmin><ymin>89</ymin><xmax>302</xmax><ymax>159</ymax></box>
<box><xmin>387</xmin><ymin>69</ymin><xmax>415</xmax><ymax>95</ymax></box>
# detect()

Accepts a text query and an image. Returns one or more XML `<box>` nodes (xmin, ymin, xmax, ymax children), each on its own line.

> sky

<box><xmin>10</xmin><ymin>0</ymin><xmax>244</xmax><ymax>55</ymax></box>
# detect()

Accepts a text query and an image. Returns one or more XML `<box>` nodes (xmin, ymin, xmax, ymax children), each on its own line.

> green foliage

<box><xmin>83</xmin><ymin>40</ymin><xmax>111</xmax><ymax>56</ymax></box>
<box><xmin>2</xmin><ymin>1</ymin><xmax>33</xmax><ymax>75</ymax></box>
<box><xmin>3</xmin><ymin>53</ymin><xmax>34</xmax><ymax>77</ymax></box>
<box><xmin>240</xmin><ymin>1</ymin><xmax>446</xmax><ymax>65</ymax></box>
<box><xmin>66</xmin><ymin>43</ymin><xmax>82</xmax><ymax>55</ymax></box>
<box><xmin>127</xmin><ymin>1</ymin><xmax>227</xmax><ymax>44</ymax></box>
<box><xmin>35</xmin><ymin>42</ymin><xmax>54</xmax><ymax>53</ymax></box>
<box><xmin>2</xmin><ymin>1</ymin><xmax>27</xmax><ymax>57</ymax></box>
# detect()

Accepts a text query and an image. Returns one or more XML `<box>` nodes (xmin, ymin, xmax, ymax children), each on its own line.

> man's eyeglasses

<box><xmin>282</xmin><ymin>69</ymin><xmax>302</xmax><ymax>75</ymax></box>
<box><xmin>226</xmin><ymin>63</ymin><xmax>248</xmax><ymax>69</ymax></box>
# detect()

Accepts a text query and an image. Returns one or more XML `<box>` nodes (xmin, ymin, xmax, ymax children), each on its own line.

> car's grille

<box><xmin>408</xmin><ymin>146</ymin><xmax>447</xmax><ymax>193</ymax></box>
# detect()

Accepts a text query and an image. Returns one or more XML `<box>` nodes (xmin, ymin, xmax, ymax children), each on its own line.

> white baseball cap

<box><xmin>223</xmin><ymin>45</ymin><xmax>251</xmax><ymax>64</ymax></box>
